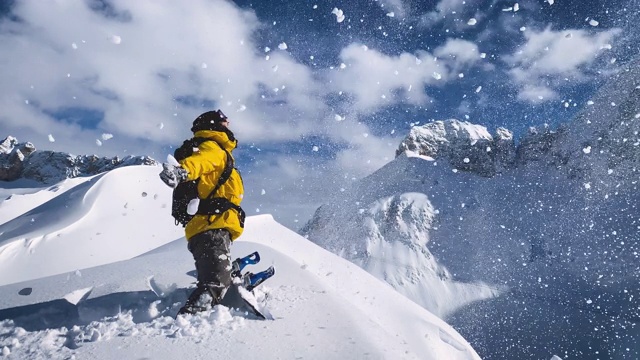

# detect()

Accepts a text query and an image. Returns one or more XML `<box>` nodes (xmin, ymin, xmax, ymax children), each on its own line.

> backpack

<box><xmin>171</xmin><ymin>137</ymin><xmax>245</xmax><ymax>228</ymax></box>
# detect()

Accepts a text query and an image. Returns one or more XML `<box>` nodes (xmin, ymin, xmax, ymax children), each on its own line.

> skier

<box><xmin>159</xmin><ymin>109</ymin><xmax>245</xmax><ymax>315</ymax></box>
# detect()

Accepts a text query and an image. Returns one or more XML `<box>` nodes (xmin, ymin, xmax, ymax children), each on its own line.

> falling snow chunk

<box><xmin>584</xmin><ymin>183</ymin><xmax>591</xmax><ymax>190</ymax></box>
<box><xmin>520</xmin><ymin>26</ymin><xmax>526</xmax><ymax>31</ymax></box>
<box><xmin>608</xmin><ymin>169</ymin><xmax>614</xmax><ymax>174</ymax></box>
<box><xmin>433</xmin><ymin>72</ymin><xmax>442</xmax><ymax>80</ymax></box>
<box><xmin>101</xmin><ymin>133</ymin><xmax>113</xmax><ymax>141</ymax></box>
<box><xmin>587</xmin><ymin>100</ymin><xmax>594</xmax><ymax>105</ymax></box>
<box><xmin>547</xmin><ymin>0</ymin><xmax>554</xmax><ymax>4</ymax></box>
<box><xmin>312</xmin><ymin>146</ymin><xmax>319</xmax><ymax>152</ymax></box>
<box><xmin>264</xmin><ymin>47</ymin><xmax>271</xmax><ymax>53</ymax></box>
<box><xmin>458</xmin><ymin>73</ymin><xmax>464</xmax><ymax>78</ymax></box>
<box><xmin>96</xmin><ymin>139</ymin><xmax>103</xmax><ymax>146</ymax></box>
<box><xmin>586</xmin><ymin>299</ymin><xmax>593</xmax><ymax>304</ymax></box>
<box><xmin>387</xmin><ymin>12</ymin><xmax>395</xmax><ymax>17</ymax></box>
<box><xmin>463</xmin><ymin>158</ymin><xmax>470</xmax><ymax>163</ymax></box>
<box><xmin>480</xmin><ymin>53</ymin><xmax>487</xmax><ymax>59</ymax></box>
<box><xmin>278</xmin><ymin>42</ymin><xmax>288</xmax><ymax>50</ymax></box>
<box><xmin>340</xmin><ymin>63</ymin><xmax>346</xmax><ymax>69</ymax></box>
<box><xmin>589</xmin><ymin>19</ymin><xmax>599</xmax><ymax>26</ymax></box>
<box><xmin>110</xmin><ymin>35</ymin><xmax>122</xmax><ymax>44</ymax></box>
<box><xmin>452</xmin><ymin>169</ymin><xmax>458</xmax><ymax>173</ymax></box>
<box><xmin>475</xmin><ymin>86</ymin><xmax>482</xmax><ymax>93</ymax></box>
<box><xmin>467</xmin><ymin>18</ymin><xmax>477</xmax><ymax>25</ymax></box>
<box><xmin>335</xmin><ymin>114</ymin><xmax>344</xmax><ymax>121</ymax></box>
<box><xmin>601</xmin><ymin>43</ymin><xmax>612</xmax><ymax>49</ymax></box>
<box><xmin>583</xmin><ymin>146</ymin><xmax>592</xmax><ymax>154</ymax></box>
<box><xmin>272</xmin><ymin>65</ymin><xmax>279</xmax><ymax>72</ymax></box>
<box><xmin>502</xmin><ymin>7</ymin><xmax>513</xmax><ymax>11</ymax></box>
<box><xmin>71</xmin><ymin>43</ymin><xmax>78</xmax><ymax>49</ymax></box>
<box><xmin>363</xmin><ymin>133</ymin><xmax>369</xmax><ymax>138</ymax></box>
<box><xmin>237</xmin><ymin>105</ymin><xmax>247</xmax><ymax>112</ymax></box>
<box><xmin>261</xmin><ymin>189</ymin><xmax>266</xmax><ymax>195</ymax></box>
<box><xmin>513</xmin><ymin>3</ymin><xmax>520</xmax><ymax>11</ymax></box>
<box><xmin>332</xmin><ymin>8</ymin><xmax>345</xmax><ymax>23</ymax></box>
<box><xmin>48</xmin><ymin>134</ymin><xmax>55</xmax><ymax>142</ymax></box>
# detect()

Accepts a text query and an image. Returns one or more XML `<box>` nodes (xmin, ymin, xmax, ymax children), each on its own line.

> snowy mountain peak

<box><xmin>0</xmin><ymin>136</ymin><xmax>156</xmax><ymax>184</ymax></box>
<box><xmin>396</xmin><ymin>119</ymin><xmax>515</xmax><ymax>177</ymax></box>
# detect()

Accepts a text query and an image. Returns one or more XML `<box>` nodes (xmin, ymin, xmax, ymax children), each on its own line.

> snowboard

<box><xmin>222</xmin><ymin>251</ymin><xmax>275</xmax><ymax>320</ymax></box>
<box><xmin>178</xmin><ymin>251</ymin><xmax>275</xmax><ymax>319</ymax></box>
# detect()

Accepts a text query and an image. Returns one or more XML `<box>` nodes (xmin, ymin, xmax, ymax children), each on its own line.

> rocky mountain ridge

<box><xmin>0</xmin><ymin>136</ymin><xmax>156</xmax><ymax>184</ymax></box>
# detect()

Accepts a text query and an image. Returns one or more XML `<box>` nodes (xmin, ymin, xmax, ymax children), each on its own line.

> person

<box><xmin>159</xmin><ymin>109</ymin><xmax>245</xmax><ymax>315</ymax></box>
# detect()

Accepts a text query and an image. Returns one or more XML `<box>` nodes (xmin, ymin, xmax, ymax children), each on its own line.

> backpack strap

<box><xmin>195</xmin><ymin>141</ymin><xmax>245</xmax><ymax>228</ymax></box>
<box><xmin>205</xmin><ymin>143</ymin><xmax>234</xmax><ymax>200</ymax></box>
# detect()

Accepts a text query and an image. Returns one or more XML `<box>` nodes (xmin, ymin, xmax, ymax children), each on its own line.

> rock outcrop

<box><xmin>0</xmin><ymin>136</ymin><xmax>156</xmax><ymax>184</ymax></box>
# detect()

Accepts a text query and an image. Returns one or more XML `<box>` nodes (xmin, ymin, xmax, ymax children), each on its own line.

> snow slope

<box><xmin>0</xmin><ymin>167</ymin><xmax>480</xmax><ymax>359</ymax></box>
<box><xmin>0</xmin><ymin>166</ymin><xmax>184</xmax><ymax>286</ymax></box>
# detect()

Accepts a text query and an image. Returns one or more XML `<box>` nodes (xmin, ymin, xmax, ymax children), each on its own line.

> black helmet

<box><xmin>190</xmin><ymin>109</ymin><xmax>228</xmax><ymax>132</ymax></box>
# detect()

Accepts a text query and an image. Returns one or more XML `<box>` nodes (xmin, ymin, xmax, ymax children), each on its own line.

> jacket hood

<box><xmin>194</xmin><ymin>130</ymin><xmax>238</xmax><ymax>152</ymax></box>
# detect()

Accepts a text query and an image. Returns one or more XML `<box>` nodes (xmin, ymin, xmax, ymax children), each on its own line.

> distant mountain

<box><xmin>302</xmin><ymin>63</ymin><xmax>640</xmax><ymax>359</ymax></box>
<box><xmin>0</xmin><ymin>136</ymin><xmax>156</xmax><ymax>184</ymax></box>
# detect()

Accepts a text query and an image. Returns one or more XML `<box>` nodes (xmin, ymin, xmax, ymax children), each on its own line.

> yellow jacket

<box><xmin>179</xmin><ymin>130</ymin><xmax>244</xmax><ymax>241</ymax></box>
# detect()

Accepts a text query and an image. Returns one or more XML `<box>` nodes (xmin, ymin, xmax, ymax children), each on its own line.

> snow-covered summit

<box><xmin>396</xmin><ymin>119</ymin><xmax>515</xmax><ymax>177</ymax></box>
<box><xmin>0</xmin><ymin>136</ymin><xmax>156</xmax><ymax>184</ymax></box>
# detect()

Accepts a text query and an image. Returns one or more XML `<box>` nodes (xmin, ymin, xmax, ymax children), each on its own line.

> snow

<box><xmin>467</xmin><ymin>18</ymin><xmax>477</xmax><ymax>26</ymax></box>
<box><xmin>110</xmin><ymin>35</ymin><xmax>122</xmax><ymax>44</ymax></box>
<box><xmin>331</xmin><ymin>8</ymin><xmax>345</xmax><ymax>23</ymax></box>
<box><xmin>0</xmin><ymin>166</ymin><xmax>480</xmax><ymax>359</ymax></box>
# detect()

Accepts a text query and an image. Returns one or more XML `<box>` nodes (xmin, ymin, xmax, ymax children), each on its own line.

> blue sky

<box><xmin>0</xmin><ymin>0</ymin><xmax>638</xmax><ymax>229</ymax></box>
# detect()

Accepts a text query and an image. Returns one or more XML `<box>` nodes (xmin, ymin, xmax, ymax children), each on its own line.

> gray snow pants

<box><xmin>186</xmin><ymin>229</ymin><xmax>232</xmax><ymax>304</ymax></box>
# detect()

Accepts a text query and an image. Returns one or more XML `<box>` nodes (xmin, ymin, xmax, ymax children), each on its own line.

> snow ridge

<box><xmin>0</xmin><ymin>136</ymin><xmax>156</xmax><ymax>184</ymax></box>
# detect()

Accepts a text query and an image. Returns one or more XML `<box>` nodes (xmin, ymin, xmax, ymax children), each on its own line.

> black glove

<box><xmin>159</xmin><ymin>163</ymin><xmax>188</xmax><ymax>188</ymax></box>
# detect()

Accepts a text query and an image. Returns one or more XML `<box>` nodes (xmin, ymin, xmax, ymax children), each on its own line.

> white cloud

<box><xmin>418</xmin><ymin>0</ymin><xmax>485</xmax><ymax>28</ymax></box>
<box><xmin>375</xmin><ymin>0</ymin><xmax>409</xmax><ymax>18</ymax></box>
<box><xmin>0</xmin><ymin>0</ymin><xmax>327</xmax><ymax>155</ymax></box>
<box><xmin>329</xmin><ymin>45</ymin><xmax>436</xmax><ymax>112</ymax></box>
<box><xmin>504</xmin><ymin>27</ymin><xmax>621</xmax><ymax>103</ymax></box>
<box><xmin>329</xmin><ymin>40</ymin><xmax>480</xmax><ymax>113</ymax></box>
<box><xmin>433</xmin><ymin>38</ymin><xmax>481</xmax><ymax>66</ymax></box>
<box><xmin>517</xmin><ymin>85</ymin><xmax>558</xmax><ymax>103</ymax></box>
